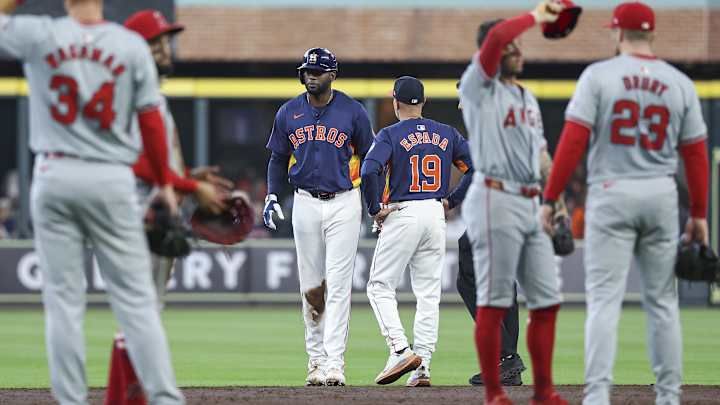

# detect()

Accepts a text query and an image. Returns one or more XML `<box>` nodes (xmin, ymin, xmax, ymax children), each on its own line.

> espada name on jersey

<box><xmin>44</xmin><ymin>45</ymin><xmax>126</xmax><ymax>77</ymax></box>
<box><xmin>400</xmin><ymin>131</ymin><xmax>449</xmax><ymax>152</ymax></box>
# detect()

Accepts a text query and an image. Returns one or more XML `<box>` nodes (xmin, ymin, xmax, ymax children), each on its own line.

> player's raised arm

<box><xmin>0</xmin><ymin>2</ymin><xmax>51</xmax><ymax>61</ymax></box>
<box><xmin>459</xmin><ymin>1</ymin><xmax>562</xmax><ymax>106</ymax></box>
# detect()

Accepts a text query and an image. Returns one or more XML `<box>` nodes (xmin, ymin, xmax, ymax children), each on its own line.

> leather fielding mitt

<box><xmin>190</xmin><ymin>190</ymin><xmax>254</xmax><ymax>245</ymax></box>
<box><xmin>552</xmin><ymin>216</ymin><xmax>575</xmax><ymax>256</ymax></box>
<box><xmin>676</xmin><ymin>240</ymin><xmax>720</xmax><ymax>283</ymax></box>
<box><xmin>145</xmin><ymin>201</ymin><xmax>191</xmax><ymax>258</ymax></box>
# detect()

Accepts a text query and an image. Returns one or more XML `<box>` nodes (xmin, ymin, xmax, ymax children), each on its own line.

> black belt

<box><xmin>296</xmin><ymin>188</ymin><xmax>338</xmax><ymax>201</ymax></box>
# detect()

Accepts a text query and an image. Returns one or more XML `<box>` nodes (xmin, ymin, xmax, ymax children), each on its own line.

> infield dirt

<box><xmin>1</xmin><ymin>385</ymin><xmax>719</xmax><ymax>404</ymax></box>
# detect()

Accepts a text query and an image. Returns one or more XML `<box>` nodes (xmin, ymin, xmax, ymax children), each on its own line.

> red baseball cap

<box><xmin>606</xmin><ymin>1</ymin><xmax>655</xmax><ymax>31</ymax></box>
<box><xmin>124</xmin><ymin>10</ymin><xmax>184</xmax><ymax>41</ymax></box>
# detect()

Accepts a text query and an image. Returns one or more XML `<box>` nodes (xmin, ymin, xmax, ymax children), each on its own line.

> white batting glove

<box><xmin>263</xmin><ymin>194</ymin><xmax>285</xmax><ymax>231</ymax></box>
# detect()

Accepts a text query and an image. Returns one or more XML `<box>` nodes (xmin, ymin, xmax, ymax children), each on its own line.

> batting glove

<box><xmin>263</xmin><ymin>194</ymin><xmax>285</xmax><ymax>231</ymax></box>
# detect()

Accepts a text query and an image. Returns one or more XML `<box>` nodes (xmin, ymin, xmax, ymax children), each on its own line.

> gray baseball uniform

<box><xmin>567</xmin><ymin>54</ymin><xmax>707</xmax><ymax>405</ymax></box>
<box><xmin>133</xmin><ymin>95</ymin><xmax>187</xmax><ymax>308</ymax></box>
<box><xmin>458</xmin><ymin>55</ymin><xmax>562</xmax><ymax>310</ymax></box>
<box><xmin>0</xmin><ymin>14</ymin><xmax>183</xmax><ymax>404</ymax></box>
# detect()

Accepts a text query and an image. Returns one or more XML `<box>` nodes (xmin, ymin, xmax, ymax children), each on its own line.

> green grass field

<box><xmin>0</xmin><ymin>306</ymin><xmax>717</xmax><ymax>388</ymax></box>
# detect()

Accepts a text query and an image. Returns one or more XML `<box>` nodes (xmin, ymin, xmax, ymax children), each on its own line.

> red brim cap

<box><xmin>124</xmin><ymin>10</ymin><xmax>185</xmax><ymax>41</ymax></box>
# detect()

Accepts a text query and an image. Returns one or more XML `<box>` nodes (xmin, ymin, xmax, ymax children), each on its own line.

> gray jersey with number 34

<box><xmin>566</xmin><ymin>54</ymin><xmax>707</xmax><ymax>184</ymax></box>
<box><xmin>0</xmin><ymin>15</ymin><xmax>161</xmax><ymax>164</ymax></box>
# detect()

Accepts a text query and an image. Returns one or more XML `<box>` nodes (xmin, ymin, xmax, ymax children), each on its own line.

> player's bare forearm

<box><xmin>0</xmin><ymin>0</ymin><xmax>20</xmax><ymax>14</ymax></box>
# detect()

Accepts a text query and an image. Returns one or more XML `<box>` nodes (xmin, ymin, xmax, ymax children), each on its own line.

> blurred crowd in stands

<box><xmin>0</xmin><ymin>165</ymin><xmax>590</xmax><ymax>241</ymax></box>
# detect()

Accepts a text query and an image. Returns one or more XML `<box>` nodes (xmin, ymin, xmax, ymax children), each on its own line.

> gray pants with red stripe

<box><xmin>461</xmin><ymin>179</ymin><xmax>562</xmax><ymax>310</ymax></box>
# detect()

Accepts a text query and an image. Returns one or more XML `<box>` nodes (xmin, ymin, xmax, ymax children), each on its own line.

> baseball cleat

<box><xmin>305</xmin><ymin>361</ymin><xmax>325</xmax><ymax>386</ymax></box>
<box><xmin>529</xmin><ymin>392</ymin><xmax>568</xmax><ymax>405</ymax></box>
<box><xmin>324</xmin><ymin>367</ymin><xmax>345</xmax><ymax>386</ymax></box>
<box><xmin>470</xmin><ymin>353</ymin><xmax>525</xmax><ymax>386</ymax></box>
<box><xmin>375</xmin><ymin>348</ymin><xmax>422</xmax><ymax>385</ymax></box>
<box><xmin>405</xmin><ymin>361</ymin><xmax>431</xmax><ymax>387</ymax></box>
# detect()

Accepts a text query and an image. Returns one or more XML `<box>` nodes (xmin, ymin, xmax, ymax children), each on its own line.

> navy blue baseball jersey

<box><xmin>365</xmin><ymin>118</ymin><xmax>472</xmax><ymax>203</ymax></box>
<box><xmin>266</xmin><ymin>90</ymin><xmax>375</xmax><ymax>193</ymax></box>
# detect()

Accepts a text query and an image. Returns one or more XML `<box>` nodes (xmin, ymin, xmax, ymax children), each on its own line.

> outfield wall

<box><xmin>0</xmin><ymin>239</ymin><xmax>666</xmax><ymax>305</ymax></box>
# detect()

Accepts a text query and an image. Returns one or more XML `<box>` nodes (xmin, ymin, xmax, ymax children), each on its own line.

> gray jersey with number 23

<box><xmin>566</xmin><ymin>54</ymin><xmax>707</xmax><ymax>184</ymax></box>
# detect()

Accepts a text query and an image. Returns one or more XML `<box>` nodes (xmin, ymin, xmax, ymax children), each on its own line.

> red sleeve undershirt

<box><xmin>132</xmin><ymin>153</ymin><xmax>199</xmax><ymax>194</ymax></box>
<box><xmin>680</xmin><ymin>139</ymin><xmax>709</xmax><ymax>218</ymax></box>
<box><xmin>543</xmin><ymin>120</ymin><xmax>591</xmax><ymax>202</ymax></box>
<box><xmin>545</xmin><ymin>122</ymin><xmax>709</xmax><ymax>219</ymax></box>
<box><xmin>478</xmin><ymin>13</ymin><xmax>536</xmax><ymax>78</ymax></box>
<box><xmin>137</xmin><ymin>107</ymin><xmax>171</xmax><ymax>186</ymax></box>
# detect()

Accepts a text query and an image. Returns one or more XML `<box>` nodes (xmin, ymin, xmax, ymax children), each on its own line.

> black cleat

<box><xmin>469</xmin><ymin>353</ymin><xmax>526</xmax><ymax>386</ymax></box>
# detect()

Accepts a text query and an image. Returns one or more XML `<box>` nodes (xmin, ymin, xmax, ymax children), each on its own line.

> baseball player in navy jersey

<box><xmin>0</xmin><ymin>0</ymin><xmax>183</xmax><ymax>404</ymax></box>
<box><xmin>458</xmin><ymin>1</ymin><xmax>569</xmax><ymax>404</ymax></box>
<box><xmin>361</xmin><ymin>76</ymin><xmax>473</xmax><ymax>387</ymax></box>
<box><xmin>542</xmin><ymin>3</ymin><xmax>709</xmax><ymax>404</ymax></box>
<box><xmin>263</xmin><ymin>47</ymin><xmax>375</xmax><ymax>386</ymax></box>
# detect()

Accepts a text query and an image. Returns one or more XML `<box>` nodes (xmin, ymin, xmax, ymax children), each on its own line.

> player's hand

<box><xmin>191</xmin><ymin>166</ymin><xmax>234</xmax><ymax>191</ymax></box>
<box><xmin>372</xmin><ymin>206</ymin><xmax>399</xmax><ymax>232</ymax></box>
<box><xmin>540</xmin><ymin>203</ymin><xmax>555</xmax><ymax>236</ymax></box>
<box><xmin>263</xmin><ymin>194</ymin><xmax>285</xmax><ymax>231</ymax></box>
<box><xmin>531</xmin><ymin>0</ymin><xmax>564</xmax><ymax>24</ymax></box>
<box><xmin>442</xmin><ymin>198</ymin><xmax>450</xmax><ymax>219</ymax></box>
<box><xmin>195</xmin><ymin>181</ymin><xmax>229</xmax><ymax>215</ymax></box>
<box><xmin>684</xmin><ymin>217</ymin><xmax>709</xmax><ymax>246</ymax></box>
<box><xmin>156</xmin><ymin>184</ymin><xmax>179</xmax><ymax>216</ymax></box>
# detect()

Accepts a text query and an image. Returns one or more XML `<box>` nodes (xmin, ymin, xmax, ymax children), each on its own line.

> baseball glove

<box><xmin>145</xmin><ymin>201</ymin><xmax>191</xmax><ymax>258</ymax></box>
<box><xmin>190</xmin><ymin>190</ymin><xmax>254</xmax><ymax>245</ymax></box>
<box><xmin>552</xmin><ymin>216</ymin><xmax>575</xmax><ymax>256</ymax></box>
<box><xmin>676</xmin><ymin>241</ymin><xmax>720</xmax><ymax>283</ymax></box>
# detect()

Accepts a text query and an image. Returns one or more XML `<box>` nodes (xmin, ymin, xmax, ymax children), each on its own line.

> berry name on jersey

<box><xmin>44</xmin><ymin>44</ymin><xmax>126</xmax><ymax>77</ymax></box>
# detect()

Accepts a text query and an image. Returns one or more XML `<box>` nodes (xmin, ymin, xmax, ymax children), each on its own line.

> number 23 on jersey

<box><xmin>611</xmin><ymin>99</ymin><xmax>669</xmax><ymax>151</ymax></box>
<box><xmin>50</xmin><ymin>75</ymin><xmax>116</xmax><ymax>130</ymax></box>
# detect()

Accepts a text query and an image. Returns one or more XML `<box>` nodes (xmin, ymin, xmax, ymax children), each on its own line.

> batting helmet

<box><xmin>297</xmin><ymin>47</ymin><xmax>338</xmax><ymax>84</ymax></box>
<box><xmin>675</xmin><ymin>240</ymin><xmax>720</xmax><ymax>283</ymax></box>
<box><xmin>124</xmin><ymin>9</ymin><xmax>184</xmax><ymax>41</ymax></box>
<box><xmin>541</xmin><ymin>0</ymin><xmax>582</xmax><ymax>39</ymax></box>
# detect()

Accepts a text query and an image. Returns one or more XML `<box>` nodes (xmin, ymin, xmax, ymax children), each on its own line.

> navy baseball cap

<box><xmin>393</xmin><ymin>76</ymin><xmax>424</xmax><ymax>105</ymax></box>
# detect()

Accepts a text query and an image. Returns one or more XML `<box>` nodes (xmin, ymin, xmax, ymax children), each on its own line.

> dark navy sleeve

<box><xmin>361</xmin><ymin>130</ymin><xmax>393</xmax><ymax>215</ymax></box>
<box><xmin>267</xmin><ymin>152</ymin><xmax>290</xmax><ymax>196</ymax></box>
<box><xmin>446</xmin><ymin>129</ymin><xmax>475</xmax><ymax>209</ymax></box>
<box><xmin>266</xmin><ymin>105</ymin><xmax>292</xmax><ymax>155</ymax></box>
<box><xmin>352</xmin><ymin>102</ymin><xmax>375</xmax><ymax>158</ymax></box>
